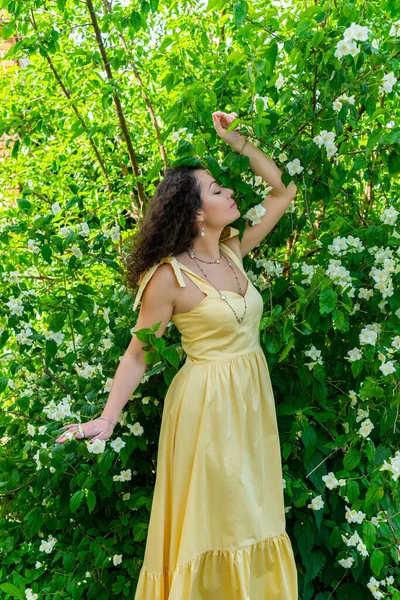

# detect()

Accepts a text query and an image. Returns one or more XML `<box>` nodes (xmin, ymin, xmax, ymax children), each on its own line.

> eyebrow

<box><xmin>208</xmin><ymin>180</ymin><xmax>218</xmax><ymax>190</ymax></box>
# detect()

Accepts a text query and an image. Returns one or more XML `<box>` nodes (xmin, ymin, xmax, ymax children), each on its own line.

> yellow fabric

<box><xmin>132</xmin><ymin>227</ymin><xmax>240</xmax><ymax>313</ymax></box>
<box><xmin>134</xmin><ymin>233</ymin><xmax>298</xmax><ymax>599</ymax></box>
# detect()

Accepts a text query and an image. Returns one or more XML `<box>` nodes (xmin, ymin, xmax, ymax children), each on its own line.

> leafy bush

<box><xmin>0</xmin><ymin>1</ymin><xmax>399</xmax><ymax>599</ymax></box>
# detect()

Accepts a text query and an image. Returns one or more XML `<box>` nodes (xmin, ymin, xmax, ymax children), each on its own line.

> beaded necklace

<box><xmin>186</xmin><ymin>249</ymin><xmax>247</xmax><ymax>323</ymax></box>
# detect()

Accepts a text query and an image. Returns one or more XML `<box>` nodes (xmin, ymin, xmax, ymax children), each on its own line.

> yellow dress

<box><xmin>132</xmin><ymin>227</ymin><xmax>298</xmax><ymax>599</ymax></box>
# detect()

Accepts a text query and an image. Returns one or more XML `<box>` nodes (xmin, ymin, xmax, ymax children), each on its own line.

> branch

<box><xmin>43</xmin><ymin>367</ymin><xmax>72</xmax><ymax>393</ymax></box>
<box><xmin>29</xmin><ymin>10</ymin><xmax>114</xmax><ymax>200</ymax></box>
<box><xmin>86</xmin><ymin>0</ymin><xmax>146</xmax><ymax>214</ymax></box>
<box><xmin>101</xmin><ymin>0</ymin><xmax>168</xmax><ymax>178</ymax></box>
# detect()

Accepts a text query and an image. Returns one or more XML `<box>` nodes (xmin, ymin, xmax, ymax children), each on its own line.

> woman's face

<box><xmin>194</xmin><ymin>169</ymin><xmax>239</xmax><ymax>228</ymax></box>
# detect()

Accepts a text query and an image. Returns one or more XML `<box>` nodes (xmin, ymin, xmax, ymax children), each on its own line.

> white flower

<box><xmin>28</xmin><ymin>239</ymin><xmax>40</xmax><ymax>253</ymax></box>
<box><xmin>119</xmin><ymin>469</ymin><xmax>132</xmax><ymax>481</ymax></box>
<box><xmin>6</xmin><ymin>297</ymin><xmax>25</xmax><ymax>316</ymax></box>
<box><xmin>275</xmin><ymin>73</ymin><xmax>285</xmax><ymax>90</ymax></box>
<box><xmin>379</xmin><ymin>205</ymin><xmax>399</xmax><ymax>225</ymax></box>
<box><xmin>343</xmin><ymin>22</ymin><xmax>370</xmax><ymax>42</ymax></box>
<box><xmin>308</xmin><ymin>495</ymin><xmax>324</xmax><ymax>510</ymax></box>
<box><xmin>359</xmin><ymin>326</ymin><xmax>378</xmax><ymax>346</ymax></box>
<box><xmin>131</xmin><ymin>422</ymin><xmax>144</xmax><ymax>436</ymax></box>
<box><xmin>358</xmin><ymin>287</ymin><xmax>374</xmax><ymax>300</ymax></box>
<box><xmin>356</xmin><ymin>408</ymin><xmax>369</xmax><ymax>423</ymax></box>
<box><xmin>322</xmin><ymin>472</ymin><xmax>339</xmax><ymax>490</ymax></box>
<box><xmin>244</xmin><ymin>203</ymin><xmax>266</xmax><ymax>226</ymax></box>
<box><xmin>367</xmin><ymin>576</ymin><xmax>384</xmax><ymax>599</ymax></box>
<box><xmin>60</xmin><ymin>226</ymin><xmax>74</xmax><ymax>237</ymax></box>
<box><xmin>333</xmin><ymin>100</ymin><xmax>342</xmax><ymax>112</ymax></box>
<box><xmin>379</xmin><ymin>361</ymin><xmax>396</xmax><ymax>376</ymax></box>
<box><xmin>86</xmin><ymin>439</ymin><xmax>106</xmax><ymax>454</ymax></box>
<box><xmin>358</xmin><ymin>418</ymin><xmax>374</xmax><ymax>439</ymax></box>
<box><xmin>379</xmin><ymin>450</ymin><xmax>400</xmax><ymax>481</ymax></box>
<box><xmin>110</xmin><ymin>437</ymin><xmax>126</xmax><ymax>452</ymax></box>
<box><xmin>112</xmin><ymin>554</ymin><xmax>123</xmax><ymax>566</ymax></box>
<box><xmin>110</xmin><ymin>225</ymin><xmax>121</xmax><ymax>242</ymax></box>
<box><xmin>80</xmin><ymin>222</ymin><xmax>90</xmax><ymax>235</ymax></box>
<box><xmin>346</xmin><ymin>531</ymin><xmax>362</xmax><ymax>547</ymax></box>
<box><xmin>346</xmin><ymin>347</ymin><xmax>363</xmax><ymax>362</ymax></box>
<box><xmin>71</xmin><ymin>245</ymin><xmax>83</xmax><ymax>259</ymax></box>
<box><xmin>286</xmin><ymin>158</ymin><xmax>303</xmax><ymax>175</ymax></box>
<box><xmin>389</xmin><ymin>19</ymin><xmax>400</xmax><ymax>37</ymax></box>
<box><xmin>51</xmin><ymin>202</ymin><xmax>62</xmax><ymax>215</ymax></box>
<box><xmin>379</xmin><ymin>71</ymin><xmax>397</xmax><ymax>94</ymax></box>
<box><xmin>39</xmin><ymin>534</ymin><xmax>57</xmax><ymax>554</ymax></box>
<box><xmin>27</xmin><ymin>424</ymin><xmax>36</xmax><ymax>436</ymax></box>
<box><xmin>338</xmin><ymin>556</ymin><xmax>354</xmax><ymax>568</ymax></box>
<box><xmin>391</xmin><ymin>335</ymin><xmax>400</xmax><ymax>351</ymax></box>
<box><xmin>52</xmin><ymin>331</ymin><xmax>65</xmax><ymax>345</ymax></box>
<box><xmin>345</xmin><ymin>505</ymin><xmax>366</xmax><ymax>524</ymax></box>
<box><xmin>349</xmin><ymin>390</ymin><xmax>358</xmax><ymax>406</ymax></box>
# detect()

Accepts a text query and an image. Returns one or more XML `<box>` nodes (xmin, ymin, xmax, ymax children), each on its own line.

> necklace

<box><xmin>186</xmin><ymin>249</ymin><xmax>247</xmax><ymax>324</ymax></box>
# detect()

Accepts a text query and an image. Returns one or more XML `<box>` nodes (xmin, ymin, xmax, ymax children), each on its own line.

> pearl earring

<box><xmin>201</xmin><ymin>222</ymin><xmax>205</xmax><ymax>237</ymax></box>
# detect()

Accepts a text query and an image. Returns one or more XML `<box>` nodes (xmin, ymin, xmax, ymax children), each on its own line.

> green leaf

<box><xmin>17</xmin><ymin>197</ymin><xmax>31</xmax><ymax>211</ymax></box>
<box><xmin>332</xmin><ymin>307</ymin><xmax>348</xmax><ymax>331</ymax></box>
<box><xmin>370</xmin><ymin>549</ymin><xmax>385</xmax><ymax>576</ymax></box>
<box><xmin>343</xmin><ymin>448</ymin><xmax>361</xmax><ymax>470</ymax></box>
<box><xmin>23</xmin><ymin>506</ymin><xmax>44</xmax><ymax>537</ymax></box>
<box><xmin>345</xmin><ymin>479</ymin><xmax>360</xmax><ymax>502</ymax></box>
<box><xmin>304</xmin><ymin>550</ymin><xmax>326</xmax><ymax>585</ymax></box>
<box><xmin>0</xmin><ymin>583</ymin><xmax>24</xmax><ymax>600</ymax></box>
<box><xmin>319</xmin><ymin>288</ymin><xmax>337</xmax><ymax>314</ymax></box>
<box><xmin>294</xmin><ymin>492</ymin><xmax>309</xmax><ymax>507</ymax></box>
<box><xmin>63</xmin><ymin>551</ymin><xmax>76</xmax><ymax>572</ymax></box>
<box><xmin>365</xmin><ymin>129</ymin><xmax>383</xmax><ymax>158</ymax></box>
<box><xmin>86</xmin><ymin>490</ymin><xmax>96</xmax><ymax>513</ymax></box>
<box><xmin>365</xmin><ymin>483</ymin><xmax>384</xmax><ymax>507</ymax></box>
<box><xmin>163</xmin><ymin>346</ymin><xmax>180</xmax><ymax>369</ymax></box>
<box><xmin>278</xmin><ymin>336</ymin><xmax>294</xmax><ymax>362</ymax></box>
<box><xmin>388</xmin><ymin>150</ymin><xmax>400</xmax><ymax>175</ymax></box>
<box><xmin>362</xmin><ymin>521</ymin><xmax>376</xmax><ymax>551</ymax></box>
<box><xmin>70</xmin><ymin>490</ymin><xmax>85</xmax><ymax>512</ymax></box>
<box><xmin>41</xmin><ymin>243</ymin><xmax>52</xmax><ymax>264</ymax></box>
<box><xmin>233</xmin><ymin>0</ymin><xmax>248</xmax><ymax>27</ymax></box>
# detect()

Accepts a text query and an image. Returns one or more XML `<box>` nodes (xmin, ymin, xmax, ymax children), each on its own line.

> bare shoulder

<box><xmin>143</xmin><ymin>262</ymin><xmax>180</xmax><ymax>302</ymax></box>
<box><xmin>131</xmin><ymin>262</ymin><xmax>179</xmax><ymax>345</ymax></box>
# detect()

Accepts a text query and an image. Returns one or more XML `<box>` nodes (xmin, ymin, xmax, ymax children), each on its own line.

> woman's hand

<box><xmin>55</xmin><ymin>417</ymin><xmax>115</xmax><ymax>444</ymax></box>
<box><xmin>212</xmin><ymin>111</ymin><xmax>248</xmax><ymax>153</ymax></box>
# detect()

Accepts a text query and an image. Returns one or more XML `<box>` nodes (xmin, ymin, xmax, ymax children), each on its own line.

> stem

<box><xmin>85</xmin><ymin>0</ymin><xmax>145</xmax><ymax>214</ymax></box>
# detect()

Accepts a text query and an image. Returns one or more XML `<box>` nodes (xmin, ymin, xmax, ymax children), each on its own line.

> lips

<box><xmin>230</xmin><ymin>202</ymin><xmax>237</xmax><ymax>208</ymax></box>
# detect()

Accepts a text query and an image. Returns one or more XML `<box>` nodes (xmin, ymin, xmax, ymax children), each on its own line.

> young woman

<box><xmin>56</xmin><ymin>111</ymin><xmax>299</xmax><ymax>599</ymax></box>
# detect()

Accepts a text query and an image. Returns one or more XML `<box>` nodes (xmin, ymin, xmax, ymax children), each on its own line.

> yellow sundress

<box><xmin>132</xmin><ymin>226</ymin><xmax>298</xmax><ymax>599</ymax></box>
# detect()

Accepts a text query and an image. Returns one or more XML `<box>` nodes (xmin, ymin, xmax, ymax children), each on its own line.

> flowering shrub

<box><xmin>0</xmin><ymin>1</ymin><xmax>399</xmax><ymax>599</ymax></box>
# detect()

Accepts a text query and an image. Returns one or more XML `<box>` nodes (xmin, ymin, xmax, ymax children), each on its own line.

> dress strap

<box><xmin>132</xmin><ymin>256</ymin><xmax>186</xmax><ymax>312</ymax></box>
<box><xmin>220</xmin><ymin>225</ymin><xmax>240</xmax><ymax>242</ymax></box>
<box><xmin>218</xmin><ymin>226</ymin><xmax>246</xmax><ymax>275</ymax></box>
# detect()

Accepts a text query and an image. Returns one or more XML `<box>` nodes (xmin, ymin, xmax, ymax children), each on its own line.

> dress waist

<box><xmin>184</xmin><ymin>345</ymin><xmax>263</xmax><ymax>366</ymax></box>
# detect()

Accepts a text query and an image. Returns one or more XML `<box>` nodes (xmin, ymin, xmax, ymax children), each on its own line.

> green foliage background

<box><xmin>0</xmin><ymin>0</ymin><xmax>399</xmax><ymax>598</ymax></box>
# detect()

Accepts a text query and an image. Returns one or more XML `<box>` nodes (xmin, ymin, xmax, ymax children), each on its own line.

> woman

<box><xmin>56</xmin><ymin>111</ymin><xmax>299</xmax><ymax>598</ymax></box>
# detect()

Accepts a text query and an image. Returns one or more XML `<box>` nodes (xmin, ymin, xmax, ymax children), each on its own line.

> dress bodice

<box><xmin>132</xmin><ymin>227</ymin><xmax>264</xmax><ymax>365</ymax></box>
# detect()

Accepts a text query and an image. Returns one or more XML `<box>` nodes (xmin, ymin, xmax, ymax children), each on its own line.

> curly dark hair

<box><xmin>124</xmin><ymin>164</ymin><xmax>212</xmax><ymax>294</ymax></box>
